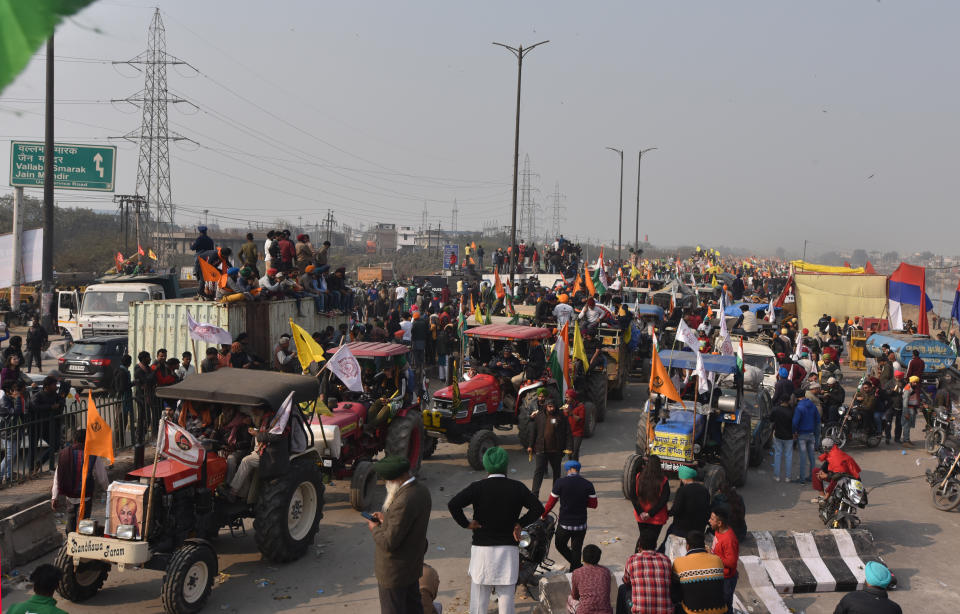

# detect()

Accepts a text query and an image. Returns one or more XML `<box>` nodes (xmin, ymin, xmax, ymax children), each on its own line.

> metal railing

<box><xmin>0</xmin><ymin>392</ymin><xmax>136</xmax><ymax>488</ymax></box>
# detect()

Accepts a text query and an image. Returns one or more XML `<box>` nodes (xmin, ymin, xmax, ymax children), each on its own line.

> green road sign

<box><xmin>9</xmin><ymin>141</ymin><xmax>117</xmax><ymax>191</ymax></box>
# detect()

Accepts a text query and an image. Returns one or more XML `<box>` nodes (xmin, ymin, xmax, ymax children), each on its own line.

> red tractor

<box><xmin>424</xmin><ymin>324</ymin><xmax>596</xmax><ymax>470</ymax></box>
<box><xmin>310</xmin><ymin>342</ymin><xmax>425</xmax><ymax>510</ymax></box>
<box><xmin>54</xmin><ymin>370</ymin><xmax>326</xmax><ymax>614</ymax></box>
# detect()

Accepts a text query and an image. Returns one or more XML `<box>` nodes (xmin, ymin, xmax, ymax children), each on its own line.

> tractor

<box><xmin>629</xmin><ymin>304</ymin><xmax>666</xmax><ymax>377</ymax></box>
<box><xmin>424</xmin><ymin>324</ymin><xmax>590</xmax><ymax>470</ymax></box>
<box><xmin>622</xmin><ymin>351</ymin><xmax>753</xmax><ymax>501</ymax></box>
<box><xmin>55</xmin><ymin>370</ymin><xmax>326</xmax><ymax>614</ymax></box>
<box><xmin>310</xmin><ymin>342</ymin><xmax>425</xmax><ymax>511</ymax></box>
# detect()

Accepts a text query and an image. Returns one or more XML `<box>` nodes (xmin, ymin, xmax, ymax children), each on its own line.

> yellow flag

<box><xmin>631</xmin><ymin>264</ymin><xmax>641</xmax><ymax>279</ymax></box>
<box><xmin>572</xmin><ymin>321</ymin><xmax>590</xmax><ymax>371</ymax></box>
<box><xmin>148</xmin><ymin>248</ymin><xmax>158</xmax><ymax>260</ymax></box>
<box><xmin>474</xmin><ymin>300</ymin><xmax>484</xmax><ymax>324</ymax></box>
<box><xmin>711</xmin><ymin>275</ymin><xmax>718</xmax><ymax>287</ymax></box>
<box><xmin>649</xmin><ymin>348</ymin><xmax>685</xmax><ymax>407</ymax></box>
<box><xmin>77</xmin><ymin>392</ymin><xmax>115</xmax><ymax>523</ymax></box>
<box><xmin>290</xmin><ymin>319</ymin><xmax>325</xmax><ymax>371</ymax></box>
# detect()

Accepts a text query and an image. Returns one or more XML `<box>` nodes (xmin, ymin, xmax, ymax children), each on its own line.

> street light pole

<box><xmin>635</xmin><ymin>147</ymin><xmax>657</xmax><ymax>252</ymax></box>
<box><xmin>606</xmin><ymin>147</ymin><xmax>623</xmax><ymax>263</ymax></box>
<box><xmin>493</xmin><ymin>40</ymin><xmax>548</xmax><ymax>289</ymax></box>
<box><xmin>41</xmin><ymin>36</ymin><xmax>55</xmax><ymax>333</ymax></box>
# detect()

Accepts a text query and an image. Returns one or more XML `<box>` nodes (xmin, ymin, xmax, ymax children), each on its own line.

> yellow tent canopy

<box><xmin>790</xmin><ymin>260</ymin><xmax>865</xmax><ymax>274</ymax></box>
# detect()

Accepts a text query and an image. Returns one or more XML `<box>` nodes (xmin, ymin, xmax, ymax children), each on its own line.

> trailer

<box><xmin>128</xmin><ymin>298</ymin><xmax>348</xmax><ymax>368</ymax></box>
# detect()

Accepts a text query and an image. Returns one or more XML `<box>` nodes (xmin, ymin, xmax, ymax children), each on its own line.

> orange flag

<box><xmin>493</xmin><ymin>268</ymin><xmax>506</xmax><ymax>299</ymax></box>
<box><xmin>77</xmin><ymin>392</ymin><xmax>115</xmax><ymax>524</ymax></box>
<box><xmin>198</xmin><ymin>258</ymin><xmax>222</xmax><ymax>283</ymax></box>
<box><xmin>571</xmin><ymin>274</ymin><xmax>582</xmax><ymax>295</ymax></box>
<box><xmin>584</xmin><ymin>261</ymin><xmax>597</xmax><ymax>297</ymax></box>
<box><xmin>649</xmin><ymin>348</ymin><xmax>685</xmax><ymax>407</ymax></box>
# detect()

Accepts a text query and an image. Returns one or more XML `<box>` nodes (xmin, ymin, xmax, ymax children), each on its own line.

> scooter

<box><xmin>818</xmin><ymin>472</ymin><xmax>868</xmax><ymax>529</ymax></box>
<box><xmin>517</xmin><ymin>513</ymin><xmax>556</xmax><ymax>585</ymax></box>
<box><xmin>926</xmin><ymin>442</ymin><xmax>960</xmax><ymax>511</ymax></box>
<box><xmin>823</xmin><ymin>404</ymin><xmax>881</xmax><ymax>449</ymax></box>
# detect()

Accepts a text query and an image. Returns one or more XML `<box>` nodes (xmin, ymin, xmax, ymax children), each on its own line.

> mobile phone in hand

<box><xmin>361</xmin><ymin>511</ymin><xmax>380</xmax><ymax>523</ymax></box>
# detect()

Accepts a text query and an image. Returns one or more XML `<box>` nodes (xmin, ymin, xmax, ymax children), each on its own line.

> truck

<box><xmin>127</xmin><ymin>298</ymin><xmax>348</xmax><ymax>370</ymax></box>
<box><xmin>57</xmin><ymin>273</ymin><xmax>193</xmax><ymax>341</ymax></box>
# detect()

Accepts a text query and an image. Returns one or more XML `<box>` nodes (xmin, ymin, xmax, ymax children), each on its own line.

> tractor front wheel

<box><xmin>467</xmin><ymin>430</ymin><xmax>499</xmax><ymax>471</ymax></box>
<box><xmin>55</xmin><ymin>544</ymin><xmax>109</xmax><ymax>603</ymax></box>
<box><xmin>161</xmin><ymin>542</ymin><xmax>217</xmax><ymax>614</ymax></box>
<box><xmin>386</xmin><ymin>412</ymin><xmax>425</xmax><ymax>475</ymax></box>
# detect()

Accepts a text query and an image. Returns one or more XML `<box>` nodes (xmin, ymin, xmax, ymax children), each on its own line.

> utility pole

<box><xmin>41</xmin><ymin>36</ymin><xmax>55</xmax><ymax>332</ymax></box>
<box><xmin>635</xmin><ymin>147</ymin><xmax>657</xmax><ymax>251</ymax></box>
<box><xmin>606</xmin><ymin>147</ymin><xmax>624</xmax><ymax>264</ymax></box>
<box><xmin>11</xmin><ymin>187</ymin><xmax>24</xmax><ymax>308</ymax></box>
<box><xmin>493</xmin><ymin>39</ymin><xmax>549</xmax><ymax>288</ymax></box>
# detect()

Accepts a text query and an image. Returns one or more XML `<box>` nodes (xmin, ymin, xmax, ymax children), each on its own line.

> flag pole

<box><xmin>142</xmin><ymin>418</ymin><xmax>164</xmax><ymax>541</ymax></box>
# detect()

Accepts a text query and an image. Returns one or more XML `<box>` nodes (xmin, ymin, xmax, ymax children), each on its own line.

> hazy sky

<box><xmin>2</xmin><ymin>1</ymin><xmax>958</xmax><ymax>255</ymax></box>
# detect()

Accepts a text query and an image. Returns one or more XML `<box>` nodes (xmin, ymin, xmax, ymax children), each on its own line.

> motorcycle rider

<box><xmin>819</xmin><ymin>377</ymin><xmax>845</xmax><ymax>424</ymax></box>
<box><xmin>852</xmin><ymin>379</ymin><xmax>882</xmax><ymax>435</ymax></box>
<box><xmin>901</xmin><ymin>375</ymin><xmax>928</xmax><ymax>448</ymax></box>
<box><xmin>812</xmin><ymin>437</ymin><xmax>861</xmax><ymax>502</ymax></box>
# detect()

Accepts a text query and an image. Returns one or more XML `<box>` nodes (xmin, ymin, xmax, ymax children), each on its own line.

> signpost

<box><xmin>443</xmin><ymin>244</ymin><xmax>460</xmax><ymax>270</ymax></box>
<box><xmin>9</xmin><ymin>141</ymin><xmax>117</xmax><ymax>192</ymax></box>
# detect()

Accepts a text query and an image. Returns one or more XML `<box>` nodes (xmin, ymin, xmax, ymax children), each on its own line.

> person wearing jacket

<box><xmin>793</xmin><ymin>393</ymin><xmax>820</xmax><ymax>483</ymax></box>
<box><xmin>367</xmin><ymin>455</ymin><xmax>432</xmax><ymax>614</ymax></box>
<box><xmin>24</xmin><ymin>320</ymin><xmax>47</xmax><ymax>373</ymax></box>
<box><xmin>813</xmin><ymin>438</ymin><xmax>861</xmax><ymax>499</ymax></box>
<box><xmin>562</xmin><ymin>390</ymin><xmax>586</xmax><ymax>461</ymax></box>
<box><xmin>527</xmin><ymin>398</ymin><xmax>573</xmax><ymax>497</ymax></box>
<box><xmin>449</xmin><ymin>446</ymin><xmax>543</xmax><ymax>614</ymax></box>
<box><xmin>540</xmin><ymin>460</ymin><xmax>597</xmax><ymax>571</ymax></box>
<box><xmin>771</xmin><ymin>399</ymin><xmax>794</xmax><ymax>483</ymax></box>
<box><xmin>833</xmin><ymin>561</ymin><xmax>901</xmax><ymax>614</ymax></box>
<box><xmin>633</xmin><ymin>455</ymin><xmax>671</xmax><ymax>547</ymax></box>
<box><xmin>660</xmin><ymin>465</ymin><xmax>710</xmax><ymax>551</ymax></box>
<box><xmin>0</xmin><ymin>381</ymin><xmax>27</xmax><ymax>482</ymax></box>
<box><xmin>227</xmin><ymin>406</ymin><xmax>288</xmax><ymax>500</ymax></box>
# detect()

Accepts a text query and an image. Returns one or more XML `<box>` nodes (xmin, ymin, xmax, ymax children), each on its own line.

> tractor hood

<box><xmin>433</xmin><ymin>373</ymin><xmax>497</xmax><ymax>400</ymax></box>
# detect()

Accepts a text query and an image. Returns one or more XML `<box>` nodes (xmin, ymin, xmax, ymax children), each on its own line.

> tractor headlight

<box><xmin>78</xmin><ymin>519</ymin><xmax>96</xmax><ymax>535</ymax></box>
<box><xmin>115</xmin><ymin>524</ymin><xmax>137</xmax><ymax>540</ymax></box>
<box><xmin>693</xmin><ymin>443</ymin><xmax>702</xmax><ymax>454</ymax></box>
<box><xmin>518</xmin><ymin>530</ymin><xmax>531</xmax><ymax>548</ymax></box>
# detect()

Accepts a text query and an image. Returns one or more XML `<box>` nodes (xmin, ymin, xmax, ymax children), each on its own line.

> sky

<box><xmin>2</xmin><ymin>0</ymin><xmax>959</xmax><ymax>256</ymax></box>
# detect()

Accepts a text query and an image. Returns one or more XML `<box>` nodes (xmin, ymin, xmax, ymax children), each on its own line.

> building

<box><xmin>397</xmin><ymin>225</ymin><xmax>417</xmax><ymax>250</ymax></box>
<box><xmin>415</xmin><ymin>228</ymin><xmax>445</xmax><ymax>250</ymax></box>
<box><xmin>374</xmin><ymin>223</ymin><xmax>397</xmax><ymax>255</ymax></box>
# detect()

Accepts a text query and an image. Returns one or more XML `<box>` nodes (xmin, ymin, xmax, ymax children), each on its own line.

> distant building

<box><xmin>398</xmin><ymin>225</ymin><xmax>417</xmax><ymax>250</ymax></box>
<box><xmin>415</xmin><ymin>228</ymin><xmax>444</xmax><ymax>250</ymax></box>
<box><xmin>374</xmin><ymin>223</ymin><xmax>397</xmax><ymax>255</ymax></box>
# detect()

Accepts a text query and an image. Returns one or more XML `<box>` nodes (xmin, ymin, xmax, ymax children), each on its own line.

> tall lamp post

<box><xmin>635</xmin><ymin>147</ymin><xmax>657</xmax><ymax>252</ymax></box>
<box><xmin>493</xmin><ymin>40</ymin><xmax>549</xmax><ymax>288</ymax></box>
<box><xmin>606</xmin><ymin>147</ymin><xmax>624</xmax><ymax>263</ymax></box>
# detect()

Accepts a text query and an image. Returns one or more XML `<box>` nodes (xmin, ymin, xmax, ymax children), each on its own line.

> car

<box><xmin>57</xmin><ymin>335</ymin><xmax>127</xmax><ymax>391</ymax></box>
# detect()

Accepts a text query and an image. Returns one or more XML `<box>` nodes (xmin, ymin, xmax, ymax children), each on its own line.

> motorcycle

<box><xmin>925</xmin><ymin>442</ymin><xmax>960</xmax><ymax>511</ymax></box>
<box><xmin>823</xmin><ymin>404</ymin><xmax>881</xmax><ymax>449</ymax></box>
<box><xmin>818</xmin><ymin>472</ymin><xmax>868</xmax><ymax>529</ymax></box>
<box><xmin>925</xmin><ymin>408</ymin><xmax>958</xmax><ymax>454</ymax></box>
<box><xmin>517</xmin><ymin>513</ymin><xmax>556</xmax><ymax>585</ymax></box>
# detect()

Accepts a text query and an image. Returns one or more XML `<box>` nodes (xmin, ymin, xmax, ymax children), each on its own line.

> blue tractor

<box><xmin>622</xmin><ymin>351</ymin><xmax>754</xmax><ymax>498</ymax></box>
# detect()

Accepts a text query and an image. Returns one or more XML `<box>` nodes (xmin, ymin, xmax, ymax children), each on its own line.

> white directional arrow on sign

<box><xmin>93</xmin><ymin>153</ymin><xmax>104</xmax><ymax>178</ymax></box>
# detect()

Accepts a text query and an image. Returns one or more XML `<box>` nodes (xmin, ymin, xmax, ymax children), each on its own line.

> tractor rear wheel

<box><xmin>621</xmin><ymin>453</ymin><xmax>644</xmax><ymax>500</ymax></box>
<box><xmin>350</xmin><ymin>460</ymin><xmax>377</xmax><ymax>511</ymax></box>
<box><xmin>586</xmin><ymin>371</ymin><xmax>608</xmax><ymax>422</ymax></box>
<box><xmin>55</xmin><ymin>543</ymin><xmax>109</xmax><ymax>602</ymax></box>
<box><xmin>161</xmin><ymin>541</ymin><xmax>217</xmax><ymax>614</ymax></box>
<box><xmin>721</xmin><ymin>412</ymin><xmax>751</xmax><ymax>488</ymax></box>
<box><xmin>749</xmin><ymin>419</ymin><xmax>773</xmax><ymax>467</ymax></box>
<box><xmin>636</xmin><ymin>410</ymin><xmax>651</xmax><ymax>455</ymax></box>
<box><xmin>467</xmin><ymin>430</ymin><xmax>499</xmax><ymax>471</ymax></box>
<box><xmin>386</xmin><ymin>411</ymin><xmax>425</xmax><ymax>475</ymax></box>
<box><xmin>254</xmin><ymin>458</ymin><xmax>325</xmax><ymax>562</ymax></box>
<box><xmin>582</xmin><ymin>402</ymin><xmax>598</xmax><ymax>439</ymax></box>
<box><xmin>702</xmin><ymin>463</ymin><xmax>727</xmax><ymax>498</ymax></box>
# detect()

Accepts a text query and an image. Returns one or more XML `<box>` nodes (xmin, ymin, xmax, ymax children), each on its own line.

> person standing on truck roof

<box><xmin>278</xmin><ymin>230</ymin><xmax>296</xmax><ymax>272</ymax></box>
<box><xmin>295</xmin><ymin>234</ymin><xmax>314</xmax><ymax>272</ymax></box>
<box><xmin>190</xmin><ymin>226</ymin><xmax>215</xmax><ymax>282</ymax></box>
<box><xmin>239</xmin><ymin>233</ymin><xmax>260</xmax><ymax>277</ymax></box>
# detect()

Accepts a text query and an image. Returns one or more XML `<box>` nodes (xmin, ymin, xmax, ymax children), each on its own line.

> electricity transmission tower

<box><xmin>550</xmin><ymin>181</ymin><xmax>566</xmax><ymax>239</ymax></box>
<box><xmin>519</xmin><ymin>154</ymin><xmax>540</xmax><ymax>244</ymax></box>
<box><xmin>112</xmin><ymin>9</ymin><xmax>196</xmax><ymax>265</ymax></box>
<box><xmin>421</xmin><ymin>202</ymin><xmax>429</xmax><ymax>233</ymax></box>
<box><xmin>451</xmin><ymin>199</ymin><xmax>458</xmax><ymax>234</ymax></box>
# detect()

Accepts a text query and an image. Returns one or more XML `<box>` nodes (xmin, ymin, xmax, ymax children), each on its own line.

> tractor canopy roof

<box><xmin>465</xmin><ymin>324</ymin><xmax>552</xmax><ymax>341</ymax></box>
<box><xmin>657</xmin><ymin>350</ymin><xmax>740</xmax><ymax>374</ymax></box>
<box><xmin>330</xmin><ymin>341</ymin><xmax>409</xmax><ymax>358</ymax></box>
<box><xmin>634</xmin><ymin>304</ymin><xmax>666</xmax><ymax>320</ymax></box>
<box><xmin>156</xmin><ymin>369</ymin><xmax>319</xmax><ymax>408</ymax></box>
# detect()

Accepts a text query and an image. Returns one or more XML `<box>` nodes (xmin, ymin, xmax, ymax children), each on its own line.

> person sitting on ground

<box><xmin>5</xmin><ymin>563</ymin><xmax>68</xmax><ymax>614</ymax></box>
<box><xmin>621</xmin><ymin>530</ymin><xmax>673</xmax><ymax>614</ymax></box>
<box><xmin>570</xmin><ymin>544</ymin><xmax>613</xmax><ymax>614</ymax></box>
<box><xmin>833</xmin><ymin>561</ymin><xmax>901</xmax><ymax>614</ymax></box>
<box><xmin>670</xmin><ymin>530</ymin><xmax>726</xmax><ymax>614</ymax></box>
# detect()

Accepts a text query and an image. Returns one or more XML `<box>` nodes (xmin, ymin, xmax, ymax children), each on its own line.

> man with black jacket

<box><xmin>833</xmin><ymin>561</ymin><xmax>901</xmax><ymax>614</ymax></box>
<box><xmin>30</xmin><ymin>376</ymin><xmax>64</xmax><ymax>468</ymax></box>
<box><xmin>24</xmin><ymin>320</ymin><xmax>47</xmax><ymax>373</ymax></box>
<box><xmin>449</xmin><ymin>446</ymin><xmax>543</xmax><ymax>614</ymax></box>
<box><xmin>527</xmin><ymin>398</ymin><xmax>573</xmax><ymax>497</ymax></box>
<box><xmin>660</xmin><ymin>465</ymin><xmax>710</xmax><ymax>551</ymax></box>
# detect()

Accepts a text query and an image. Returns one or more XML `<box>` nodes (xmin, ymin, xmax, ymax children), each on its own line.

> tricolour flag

<box><xmin>327</xmin><ymin>343</ymin><xmax>364</xmax><ymax>392</ymax></box>
<box><xmin>290</xmin><ymin>319</ymin><xmax>325</xmax><ymax>371</ymax></box>
<box><xmin>888</xmin><ymin>262</ymin><xmax>931</xmax><ymax>334</ymax></box>
<box><xmin>548</xmin><ymin>322</ymin><xmax>571</xmax><ymax>394</ymax></box>
<box><xmin>77</xmin><ymin>392</ymin><xmax>115</xmax><ymax>524</ymax></box>
<box><xmin>592</xmin><ymin>255</ymin><xmax>609</xmax><ymax>296</ymax></box>
<box><xmin>159</xmin><ymin>417</ymin><xmax>204</xmax><ymax>467</ymax></box>
<box><xmin>186</xmin><ymin>312</ymin><xmax>232</xmax><ymax>345</ymax></box>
